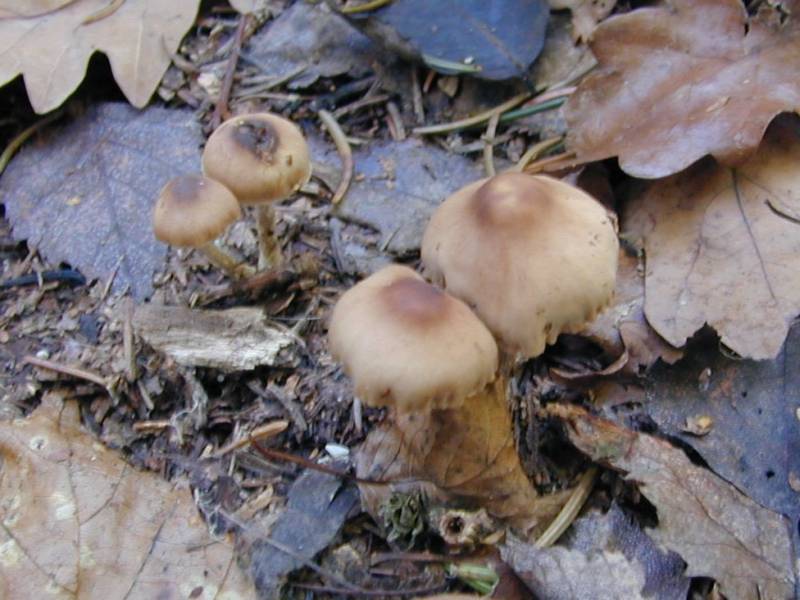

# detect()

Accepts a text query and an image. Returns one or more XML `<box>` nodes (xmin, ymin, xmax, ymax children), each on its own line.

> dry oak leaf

<box><xmin>564</xmin><ymin>0</ymin><xmax>800</xmax><ymax>178</ymax></box>
<box><xmin>552</xmin><ymin>405</ymin><xmax>795</xmax><ymax>600</ymax></box>
<box><xmin>624</xmin><ymin>118</ymin><xmax>800</xmax><ymax>359</ymax></box>
<box><xmin>356</xmin><ymin>379</ymin><xmax>568</xmax><ymax>541</ymax></box>
<box><xmin>0</xmin><ymin>392</ymin><xmax>255</xmax><ymax>599</ymax></box>
<box><xmin>0</xmin><ymin>0</ymin><xmax>201</xmax><ymax>113</ymax></box>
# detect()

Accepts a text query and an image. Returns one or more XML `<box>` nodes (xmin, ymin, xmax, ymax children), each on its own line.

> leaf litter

<box><xmin>3</xmin><ymin>0</ymin><xmax>800</xmax><ymax>597</ymax></box>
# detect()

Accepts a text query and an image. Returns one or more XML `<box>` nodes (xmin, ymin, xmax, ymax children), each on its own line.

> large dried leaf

<box><xmin>0</xmin><ymin>0</ymin><xmax>200</xmax><ymax>113</ymax></box>
<box><xmin>553</xmin><ymin>405</ymin><xmax>795</xmax><ymax>600</ymax></box>
<box><xmin>0</xmin><ymin>392</ymin><xmax>255</xmax><ymax>599</ymax></box>
<box><xmin>565</xmin><ymin>0</ymin><xmax>800</xmax><ymax>178</ymax></box>
<box><xmin>1</xmin><ymin>103</ymin><xmax>203</xmax><ymax>299</ymax></box>
<box><xmin>624</xmin><ymin>118</ymin><xmax>800</xmax><ymax>359</ymax></box>
<box><xmin>356</xmin><ymin>380</ymin><xmax>564</xmax><ymax>540</ymax></box>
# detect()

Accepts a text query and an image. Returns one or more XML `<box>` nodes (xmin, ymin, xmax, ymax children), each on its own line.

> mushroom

<box><xmin>328</xmin><ymin>264</ymin><xmax>498</xmax><ymax>414</ymax></box>
<box><xmin>152</xmin><ymin>174</ymin><xmax>253</xmax><ymax>279</ymax></box>
<box><xmin>202</xmin><ymin>113</ymin><xmax>311</xmax><ymax>269</ymax></box>
<box><xmin>421</xmin><ymin>172</ymin><xmax>618</xmax><ymax>360</ymax></box>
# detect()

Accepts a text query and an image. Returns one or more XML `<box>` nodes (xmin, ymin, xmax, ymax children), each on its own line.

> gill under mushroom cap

<box><xmin>421</xmin><ymin>172</ymin><xmax>619</xmax><ymax>359</ymax></box>
<box><xmin>328</xmin><ymin>265</ymin><xmax>498</xmax><ymax>413</ymax></box>
<box><xmin>202</xmin><ymin>112</ymin><xmax>311</xmax><ymax>205</ymax></box>
<box><xmin>153</xmin><ymin>174</ymin><xmax>241</xmax><ymax>247</ymax></box>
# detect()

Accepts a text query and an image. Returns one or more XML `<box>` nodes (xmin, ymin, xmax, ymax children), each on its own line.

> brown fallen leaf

<box><xmin>0</xmin><ymin>392</ymin><xmax>255</xmax><ymax>599</ymax></box>
<box><xmin>624</xmin><ymin>117</ymin><xmax>800</xmax><ymax>359</ymax></box>
<box><xmin>551</xmin><ymin>404</ymin><xmax>796</xmax><ymax>600</ymax></box>
<box><xmin>0</xmin><ymin>0</ymin><xmax>200</xmax><ymax>113</ymax></box>
<box><xmin>356</xmin><ymin>379</ymin><xmax>568</xmax><ymax>542</ymax></box>
<box><xmin>564</xmin><ymin>0</ymin><xmax>800</xmax><ymax>178</ymax></box>
<box><xmin>547</xmin><ymin>0</ymin><xmax>616</xmax><ymax>42</ymax></box>
<box><xmin>568</xmin><ymin>248</ymin><xmax>682</xmax><ymax>377</ymax></box>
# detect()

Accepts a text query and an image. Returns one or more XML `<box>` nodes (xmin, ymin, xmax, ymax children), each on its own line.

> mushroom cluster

<box><xmin>152</xmin><ymin>112</ymin><xmax>311</xmax><ymax>278</ymax></box>
<box><xmin>328</xmin><ymin>170</ymin><xmax>619</xmax><ymax>541</ymax></box>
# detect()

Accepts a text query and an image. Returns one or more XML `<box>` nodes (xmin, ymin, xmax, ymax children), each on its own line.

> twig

<box><xmin>212</xmin><ymin>420</ymin><xmax>289</xmax><ymax>458</ymax></box>
<box><xmin>0</xmin><ymin>109</ymin><xmax>65</xmax><ymax>176</ymax></box>
<box><xmin>422</xmin><ymin>53</ymin><xmax>482</xmax><ymax>74</ymax></box>
<box><xmin>535</xmin><ymin>466</ymin><xmax>598</xmax><ymax>548</ymax></box>
<box><xmin>318</xmin><ymin>110</ymin><xmax>353</xmax><ymax>206</ymax></box>
<box><xmin>512</xmin><ymin>136</ymin><xmax>563</xmax><ymax>172</ymax></box>
<box><xmin>210</xmin><ymin>14</ymin><xmax>251</xmax><ymax>130</ymax></box>
<box><xmin>291</xmin><ymin>582</ymin><xmax>447</xmax><ymax>597</ymax></box>
<box><xmin>497</xmin><ymin>96</ymin><xmax>568</xmax><ymax>125</ymax></box>
<box><xmin>523</xmin><ymin>151</ymin><xmax>576</xmax><ymax>174</ymax></box>
<box><xmin>123</xmin><ymin>296</ymin><xmax>137</xmax><ymax>382</ymax></box>
<box><xmin>251</xmin><ymin>441</ymin><xmax>389</xmax><ymax>486</ymax></box>
<box><xmin>412</xmin><ymin>92</ymin><xmax>530</xmax><ymax>136</ymax></box>
<box><xmin>23</xmin><ymin>355</ymin><xmax>109</xmax><ymax>389</ymax></box>
<box><xmin>482</xmin><ymin>112</ymin><xmax>500</xmax><ymax>177</ymax></box>
<box><xmin>410</xmin><ymin>68</ymin><xmax>425</xmax><ymax>124</ymax></box>
<box><xmin>333</xmin><ymin>94</ymin><xmax>390</xmax><ymax>119</ymax></box>
<box><xmin>385</xmin><ymin>101</ymin><xmax>406</xmax><ymax>140</ymax></box>
<box><xmin>339</xmin><ymin>0</ymin><xmax>394</xmax><ymax>13</ymax></box>
<box><xmin>133</xmin><ymin>419</ymin><xmax>172</xmax><ymax>432</ymax></box>
<box><xmin>0</xmin><ymin>269</ymin><xmax>85</xmax><ymax>289</ymax></box>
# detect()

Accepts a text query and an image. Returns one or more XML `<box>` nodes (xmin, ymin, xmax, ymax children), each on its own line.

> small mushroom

<box><xmin>421</xmin><ymin>172</ymin><xmax>619</xmax><ymax>360</ymax></box>
<box><xmin>152</xmin><ymin>174</ymin><xmax>253</xmax><ymax>279</ymax></box>
<box><xmin>202</xmin><ymin>113</ymin><xmax>311</xmax><ymax>269</ymax></box>
<box><xmin>328</xmin><ymin>264</ymin><xmax>498</xmax><ymax>413</ymax></box>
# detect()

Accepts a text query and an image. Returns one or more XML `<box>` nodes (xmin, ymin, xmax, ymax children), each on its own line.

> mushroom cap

<box><xmin>328</xmin><ymin>265</ymin><xmax>498</xmax><ymax>413</ymax></box>
<box><xmin>201</xmin><ymin>113</ymin><xmax>311</xmax><ymax>205</ymax></box>
<box><xmin>421</xmin><ymin>172</ymin><xmax>619</xmax><ymax>358</ymax></box>
<box><xmin>153</xmin><ymin>174</ymin><xmax>241</xmax><ymax>247</ymax></box>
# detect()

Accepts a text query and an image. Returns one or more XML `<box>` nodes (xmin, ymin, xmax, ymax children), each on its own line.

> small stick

<box><xmin>411</xmin><ymin>68</ymin><xmax>425</xmax><ymax>124</ymax></box>
<box><xmin>333</xmin><ymin>94</ymin><xmax>390</xmax><ymax>119</ymax></box>
<box><xmin>123</xmin><ymin>296</ymin><xmax>137</xmax><ymax>382</ymax></box>
<box><xmin>512</xmin><ymin>136</ymin><xmax>563</xmax><ymax>172</ymax></box>
<box><xmin>133</xmin><ymin>419</ymin><xmax>173</xmax><ymax>432</ymax></box>
<box><xmin>339</xmin><ymin>0</ymin><xmax>394</xmax><ymax>13</ymax></box>
<box><xmin>535</xmin><ymin>466</ymin><xmax>598</xmax><ymax>548</ymax></box>
<box><xmin>23</xmin><ymin>355</ymin><xmax>109</xmax><ymax>389</ymax></box>
<box><xmin>523</xmin><ymin>151</ymin><xmax>576</xmax><ymax>174</ymax></box>
<box><xmin>212</xmin><ymin>420</ymin><xmax>289</xmax><ymax>458</ymax></box>
<box><xmin>291</xmin><ymin>582</ymin><xmax>447</xmax><ymax>597</ymax></box>
<box><xmin>0</xmin><ymin>109</ymin><xmax>65</xmax><ymax>176</ymax></box>
<box><xmin>318</xmin><ymin>110</ymin><xmax>353</xmax><ymax>206</ymax></box>
<box><xmin>210</xmin><ymin>14</ymin><xmax>251</xmax><ymax>130</ymax></box>
<box><xmin>251</xmin><ymin>441</ymin><xmax>389</xmax><ymax>486</ymax></box>
<box><xmin>385</xmin><ymin>101</ymin><xmax>406</xmax><ymax>140</ymax></box>
<box><xmin>412</xmin><ymin>92</ymin><xmax>530</xmax><ymax>136</ymax></box>
<box><xmin>482</xmin><ymin>112</ymin><xmax>500</xmax><ymax>177</ymax></box>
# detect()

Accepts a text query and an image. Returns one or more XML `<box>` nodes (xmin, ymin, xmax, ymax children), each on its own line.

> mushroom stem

<box><xmin>256</xmin><ymin>204</ymin><xmax>283</xmax><ymax>270</ymax></box>
<box><xmin>199</xmin><ymin>241</ymin><xmax>254</xmax><ymax>280</ymax></box>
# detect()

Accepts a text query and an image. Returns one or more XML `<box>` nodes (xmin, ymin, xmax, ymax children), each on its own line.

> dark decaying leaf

<box><xmin>320</xmin><ymin>138</ymin><xmax>485</xmax><ymax>255</ymax></box>
<box><xmin>347</xmin><ymin>0</ymin><xmax>549</xmax><ymax>80</ymax></box>
<box><xmin>623</xmin><ymin>117</ymin><xmax>800</xmax><ymax>360</ymax></box>
<box><xmin>1</xmin><ymin>103</ymin><xmax>203</xmax><ymax>299</ymax></box>
<box><xmin>565</xmin><ymin>0</ymin><xmax>800</xmax><ymax>178</ymax></box>
<box><xmin>246</xmin><ymin>1</ymin><xmax>381</xmax><ymax>89</ymax></box>
<box><xmin>553</xmin><ymin>405</ymin><xmax>796</xmax><ymax>600</ymax></box>
<box><xmin>246</xmin><ymin>466</ymin><xmax>359</xmax><ymax>599</ymax></box>
<box><xmin>356</xmin><ymin>380</ymin><xmax>567</xmax><ymax>541</ymax></box>
<box><xmin>502</xmin><ymin>504</ymin><xmax>690</xmax><ymax>600</ymax></box>
<box><xmin>606</xmin><ymin>321</ymin><xmax>800</xmax><ymax>552</ymax></box>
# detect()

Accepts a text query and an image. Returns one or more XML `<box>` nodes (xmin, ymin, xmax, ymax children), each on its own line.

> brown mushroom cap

<box><xmin>421</xmin><ymin>172</ymin><xmax>619</xmax><ymax>358</ymax></box>
<box><xmin>201</xmin><ymin>113</ymin><xmax>311</xmax><ymax>205</ymax></box>
<box><xmin>152</xmin><ymin>174</ymin><xmax>241</xmax><ymax>247</ymax></box>
<box><xmin>328</xmin><ymin>265</ymin><xmax>498</xmax><ymax>413</ymax></box>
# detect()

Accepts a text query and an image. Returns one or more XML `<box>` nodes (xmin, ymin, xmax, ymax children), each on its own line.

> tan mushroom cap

<box><xmin>201</xmin><ymin>113</ymin><xmax>311</xmax><ymax>205</ymax></box>
<box><xmin>328</xmin><ymin>265</ymin><xmax>498</xmax><ymax>413</ymax></box>
<box><xmin>421</xmin><ymin>172</ymin><xmax>619</xmax><ymax>359</ymax></box>
<box><xmin>153</xmin><ymin>174</ymin><xmax>241</xmax><ymax>247</ymax></box>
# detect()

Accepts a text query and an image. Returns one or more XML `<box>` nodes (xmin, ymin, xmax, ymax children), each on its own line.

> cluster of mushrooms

<box><xmin>150</xmin><ymin>109</ymin><xmax>620</xmax><ymax>541</ymax></box>
<box><xmin>329</xmin><ymin>171</ymin><xmax>619</xmax><ymax>535</ymax></box>
<box><xmin>152</xmin><ymin>113</ymin><xmax>311</xmax><ymax>277</ymax></box>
